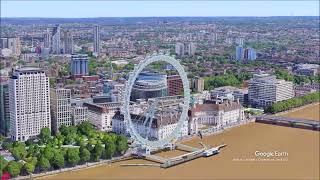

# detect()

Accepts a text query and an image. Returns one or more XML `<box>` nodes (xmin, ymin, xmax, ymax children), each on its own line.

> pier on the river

<box><xmin>256</xmin><ymin>116</ymin><xmax>320</xmax><ymax>131</ymax></box>
<box><xmin>121</xmin><ymin>143</ymin><xmax>227</xmax><ymax>168</ymax></box>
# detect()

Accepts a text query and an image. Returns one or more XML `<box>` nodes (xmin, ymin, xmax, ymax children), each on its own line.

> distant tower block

<box><xmin>71</xmin><ymin>54</ymin><xmax>89</xmax><ymax>78</ymax></box>
<box><xmin>93</xmin><ymin>25</ymin><xmax>101</xmax><ymax>54</ymax></box>
<box><xmin>63</xmin><ymin>30</ymin><xmax>74</xmax><ymax>54</ymax></box>
<box><xmin>52</xmin><ymin>24</ymin><xmax>61</xmax><ymax>54</ymax></box>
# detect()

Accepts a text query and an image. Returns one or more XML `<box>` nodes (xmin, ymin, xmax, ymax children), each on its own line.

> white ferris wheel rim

<box><xmin>124</xmin><ymin>54</ymin><xmax>191</xmax><ymax>149</ymax></box>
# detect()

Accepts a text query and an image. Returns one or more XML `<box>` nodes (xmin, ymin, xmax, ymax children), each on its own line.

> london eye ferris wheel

<box><xmin>123</xmin><ymin>54</ymin><xmax>191</xmax><ymax>150</ymax></box>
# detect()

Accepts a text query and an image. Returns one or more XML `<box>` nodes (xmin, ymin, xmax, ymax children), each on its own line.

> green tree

<box><xmin>75</xmin><ymin>136</ymin><xmax>86</xmax><ymax>147</ymax></box>
<box><xmin>65</xmin><ymin>148</ymin><xmax>80</xmax><ymax>166</ymax></box>
<box><xmin>51</xmin><ymin>150</ymin><xmax>65</xmax><ymax>169</ymax></box>
<box><xmin>1</xmin><ymin>142</ymin><xmax>13</xmax><ymax>150</ymax></box>
<box><xmin>274</xmin><ymin>69</ymin><xmax>294</xmax><ymax>82</ymax></box>
<box><xmin>104</xmin><ymin>140</ymin><xmax>116</xmax><ymax>159</ymax></box>
<box><xmin>79</xmin><ymin>146</ymin><xmax>91</xmax><ymax>163</ymax></box>
<box><xmin>37</xmin><ymin>157</ymin><xmax>51</xmax><ymax>171</ymax></box>
<box><xmin>77</xmin><ymin>122</ymin><xmax>94</xmax><ymax>136</ymax></box>
<box><xmin>294</xmin><ymin>75</ymin><xmax>310</xmax><ymax>85</ymax></box>
<box><xmin>6</xmin><ymin>161</ymin><xmax>21</xmax><ymax>177</ymax></box>
<box><xmin>204</xmin><ymin>74</ymin><xmax>241</xmax><ymax>90</ymax></box>
<box><xmin>39</xmin><ymin>127</ymin><xmax>51</xmax><ymax>144</ymax></box>
<box><xmin>265</xmin><ymin>92</ymin><xmax>320</xmax><ymax>113</ymax></box>
<box><xmin>42</xmin><ymin>146</ymin><xmax>55</xmax><ymax>161</ymax></box>
<box><xmin>11</xmin><ymin>142</ymin><xmax>27</xmax><ymax>161</ymax></box>
<box><xmin>91</xmin><ymin>143</ymin><xmax>103</xmax><ymax>161</ymax></box>
<box><xmin>86</xmin><ymin>138</ymin><xmax>97</xmax><ymax>152</ymax></box>
<box><xmin>22</xmin><ymin>162</ymin><xmax>35</xmax><ymax>175</ymax></box>
<box><xmin>27</xmin><ymin>145</ymin><xmax>40</xmax><ymax>158</ymax></box>
<box><xmin>59</xmin><ymin>125</ymin><xmax>77</xmax><ymax>145</ymax></box>
<box><xmin>49</xmin><ymin>78</ymin><xmax>56</xmax><ymax>88</ymax></box>
<box><xmin>116</xmin><ymin>135</ymin><xmax>128</xmax><ymax>154</ymax></box>
<box><xmin>56</xmin><ymin>133</ymin><xmax>65</xmax><ymax>148</ymax></box>
<box><xmin>29</xmin><ymin>157</ymin><xmax>38</xmax><ymax>166</ymax></box>
<box><xmin>0</xmin><ymin>155</ymin><xmax>8</xmax><ymax>177</ymax></box>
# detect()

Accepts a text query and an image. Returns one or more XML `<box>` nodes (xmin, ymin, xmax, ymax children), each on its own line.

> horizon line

<box><xmin>2</xmin><ymin>15</ymin><xmax>319</xmax><ymax>18</ymax></box>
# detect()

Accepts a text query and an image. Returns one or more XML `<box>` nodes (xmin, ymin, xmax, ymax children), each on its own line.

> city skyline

<box><xmin>1</xmin><ymin>1</ymin><xmax>319</xmax><ymax>18</ymax></box>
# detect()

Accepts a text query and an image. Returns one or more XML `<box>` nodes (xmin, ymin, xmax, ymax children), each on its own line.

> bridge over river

<box><xmin>256</xmin><ymin>116</ymin><xmax>320</xmax><ymax>131</ymax></box>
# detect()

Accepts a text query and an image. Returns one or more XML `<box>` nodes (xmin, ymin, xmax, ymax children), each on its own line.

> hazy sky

<box><xmin>1</xmin><ymin>1</ymin><xmax>319</xmax><ymax>18</ymax></box>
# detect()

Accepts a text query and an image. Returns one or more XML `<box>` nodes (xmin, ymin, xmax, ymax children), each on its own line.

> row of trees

<box><xmin>265</xmin><ymin>92</ymin><xmax>320</xmax><ymax>113</ymax></box>
<box><xmin>0</xmin><ymin>122</ymin><xmax>129</xmax><ymax>177</ymax></box>
<box><xmin>204</xmin><ymin>72</ymin><xmax>252</xmax><ymax>90</ymax></box>
<box><xmin>275</xmin><ymin>69</ymin><xmax>320</xmax><ymax>85</ymax></box>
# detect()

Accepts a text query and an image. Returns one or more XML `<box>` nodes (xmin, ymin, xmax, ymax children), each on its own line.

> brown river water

<box><xmin>43</xmin><ymin>104</ymin><xmax>320</xmax><ymax>179</ymax></box>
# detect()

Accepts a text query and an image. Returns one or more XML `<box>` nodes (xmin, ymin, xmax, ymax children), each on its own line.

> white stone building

<box><xmin>189</xmin><ymin>100</ymin><xmax>245</xmax><ymax>135</ymax></box>
<box><xmin>9</xmin><ymin>68</ymin><xmax>51</xmax><ymax>141</ymax></box>
<box><xmin>248</xmin><ymin>73</ymin><xmax>294</xmax><ymax>107</ymax></box>
<box><xmin>112</xmin><ymin>111</ymin><xmax>188</xmax><ymax>140</ymax></box>
<box><xmin>83</xmin><ymin>102</ymin><xmax>121</xmax><ymax>131</ymax></box>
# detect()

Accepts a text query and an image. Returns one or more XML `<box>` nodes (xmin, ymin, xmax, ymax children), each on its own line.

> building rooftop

<box><xmin>16</xmin><ymin>67</ymin><xmax>43</xmax><ymax>72</ymax></box>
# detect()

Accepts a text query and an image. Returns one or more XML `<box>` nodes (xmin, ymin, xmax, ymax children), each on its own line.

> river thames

<box><xmin>43</xmin><ymin>104</ymin><xmax>319</xmax><ymax>179</ymax></box>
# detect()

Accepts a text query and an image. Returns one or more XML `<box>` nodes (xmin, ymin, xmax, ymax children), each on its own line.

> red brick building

<box><xmin>167</xmin><ymin>75</ymin><xmax>183</xmax><ymax>96</ymax></box>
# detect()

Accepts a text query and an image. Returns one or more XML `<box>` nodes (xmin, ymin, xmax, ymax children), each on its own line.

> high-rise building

<box><xmin>235</xmin><ymin>46</ymin><xmax>244</xmax><ymax>61</ymax></box>
<box><xmin>248</xmin><ymin>48</ymin><xmax>257</xmax><ymax>60</ymax></box>
<box><xmin>237</xmin><ymin>46</ymin><xmax>256</xmax><ymax>61</ymax></box>
<box><xmin>63</xmin><ymin>30</ymin><xmax>73</xmax><ymax>54</ymax></box>
<box><xmin>52</xmin><ymin>25</ymin><xmax>61</xmax><ymax>54</ymax></box>
<box><xmin>1</xmin><ymin>37</ymin><xmax>21</xmax><ymax>56</ymax></box>
<box><xmin>175</xmin><ymin>42</ymin><xmax>196</xmax><ymax>57</ymax></box>
<box><xmin>175</xmin><ymin>42</ymin><xmax>185</xmax><ymax>56</ymax></box>
<box><xmin>248</xmin><ymin>73</ymin><xmax>294</xmax><ymax>107</ymax></box>
<box><xmin>0</xmin><ymin>38</ymin><xmax>8</xmax><ymax>49</ymax></box>
<box><xmin>9</xmin><ymin>68</ymin><xmax>51</xmax><ymax>141</ymax></box>
<box><xmin>244</xmin><ymin>48</ymin><xmax>256</xmax><ymax>61</ymax></box>
<box><xmin>43</xmin><ymin>28</ymin><xmax>51</xmax><ymax>49</ymax></box>
<box><xmin>50</xmin><ymin>88</ymin><xmax>72</xmax><ymax>133</ymax></box>
<box><xmin>70</xmin><ymin>54</ymin><xmax>89</xmax><ymax>77</ymax></box>
<box><xmin>186</xmin><ymin>42</ymin><xmax>196</xmax><ymax>56</ymax></box>
<box><xmin>0</xmin><ymin>83</ymin><xmax>10</xmax><ymax>136</ymax></box>
<box><xmin>8</xmin><ymin>37</ymin><xmax>21</xmax><ymax>56</ymax></box>
<box><xmin>167</xmin><ymin>75</ymin><xmax>183</xmax><ymax>96</ymax></box>
<box><xmin>193</xmin><ymin>76</ymin><xmax>204</xmax><ymax>93</ymax></box>
<box><xmin>93</xmin><ymin>25</ymin><xmax>100</xmax><ymax>54</ymax></box>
